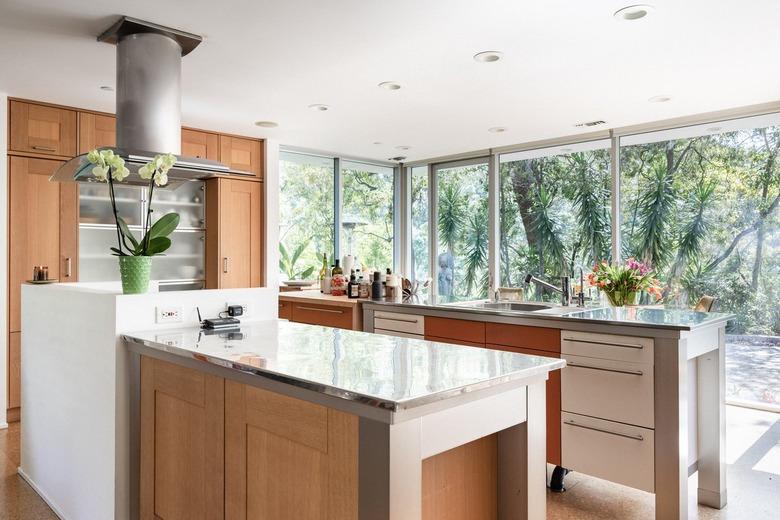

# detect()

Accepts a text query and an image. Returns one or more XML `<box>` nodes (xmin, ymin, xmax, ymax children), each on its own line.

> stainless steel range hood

<box><xmin>52</xmin><ymin>16</ymin><xmax>250</xmax><ymax>189</ymax></box>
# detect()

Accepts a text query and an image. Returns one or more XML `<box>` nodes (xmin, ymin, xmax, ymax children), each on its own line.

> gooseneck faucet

<box><xmin>524</xmin><ymin>273</ymin><xmax>571</xmax><ymax>306</ymax></box>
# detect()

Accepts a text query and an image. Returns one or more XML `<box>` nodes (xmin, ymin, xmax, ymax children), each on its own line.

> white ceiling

<box><xmin>1</xmin><ymin>0</ymin><xmax>779</xmax><ymax>163</ymax></box>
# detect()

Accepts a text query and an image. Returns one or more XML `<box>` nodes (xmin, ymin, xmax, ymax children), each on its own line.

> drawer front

<box><xmin>374</xmin><ymin>311</ymin><xmax>425</xmax><ymax>335</ymax></box>
<box><xmin>485</xmin><ymin>323</ymin><xmax>560</xmax><ymax>354</ymax></box>
<box><xmin>374</xmin><ymin>328</ymin><xmax>425</xmax><ymax>340</ymax></box>
<box><xmin>561</xmin><ymin>330</ymin><xmax>653</xmax><ymax>364</ymax></box>
<box><xmin>562</xmin><ymin>354</ymin><xmax>654</xmax><ymax>428</ymax></box>
<box><xmin>425</xmin><ymin>336</ymin><xmax>483</xmax><ymax>348</ymax></box>
<box><xmin>561</xmin><ymin>412</ymin><xmax>654</xmax><ymax>493</ymax></box>
<box><xmin>424</xmin><ymin>316</ymin><xmax>485</xmax><ymax>345</ymax></box>
<box><xmin>278</xmin><ymin>299</ymin><xmax>292</xmax><ymax>320</ymax></box>
<box><xmin>291</xmin><ymin>303</ymin><xmax>353</xmax><ymax>330</ymax></box>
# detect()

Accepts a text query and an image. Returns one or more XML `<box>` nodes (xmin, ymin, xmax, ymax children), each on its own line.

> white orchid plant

<box><xmin>86</xmin><ymin>149</ymin><xmax>180</xmax><ymax>257</ymax></box>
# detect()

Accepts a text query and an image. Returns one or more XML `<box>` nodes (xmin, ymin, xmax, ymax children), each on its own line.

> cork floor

<box><xmin>0</xmin><ymin>406</ymin><xmax>778</xmax><ymax>519</ymax></box>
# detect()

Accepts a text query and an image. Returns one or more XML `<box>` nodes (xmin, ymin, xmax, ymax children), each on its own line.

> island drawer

<box><xmin>374</xmin><ymin>311</ymin><xmax>425</xmax><ymax>335</ymax></box>
<box><xmin>561</xmin><ymin>354</ymin><xmax>654</xmax><ymax>428</ymax></box>
<box><xmin>424</xmin><ymin>317</ymin><xmax>485</xmax><ymax>345</ymax></box>
<box><xmin>561</xmin><ymin>412</ymin><xmax>655</xmax><ymax>493</ymax></box>
<box><xmin>290</xmin><ymin>302</ymin><xmax>354</xmax><ymax>330</ymax></box>
<box><xmin>561</xmin><ymin>330</ymin><xmax>654</xmax><ymax>364</ymax></box>
<box><xmin>485</xmin><ymin>323</ymin><xmax>560</xmax><ymax>353</ymax></box>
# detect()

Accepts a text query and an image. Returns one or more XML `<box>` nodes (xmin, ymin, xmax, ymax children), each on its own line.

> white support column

<box><xmin>263</xmin><ymin>139</ymin><xmax>280</xmax><ymax>291</ymax></box>
<box><xmin>654</xmin><ymin>337</ymin><xmax>689</xmax><ymax>520</ymax></box>
<box><xmin>697</xmin><ymin>327</ymin><xmax>727</xmax><ymax>508</ymax></box>
<box><xmin>498</xmin><ymin>380</ymin><xmax>546</xmax><ymax>520</ymax></box>
<box><xmin>488</xmin><ymin>151</ymin><xmax>500</xmax><ymax>295</ymax></box>
<box><xmin>427</xmin><ymin>164</ymin><xmax>437</xmax><ymax>297</ymax></box>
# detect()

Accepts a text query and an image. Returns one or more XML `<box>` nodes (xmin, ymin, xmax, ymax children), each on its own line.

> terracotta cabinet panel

<box><xmin>424</xmin><ymin>317</ymin><xmax>485</xmax><ymax>345</ymax></box>
<box><xmin>278</xmin><ymin>299</ymin><xmax>292</xmax><ymax>320</ymax></box>
<box><xmin>10</xmin><ymin>100</ymin><xmax>77</xmax><ymax>156</ymax></box>
<box><xmin>290</xmin><ymin>302</ymin><xmax>356</xmax><ymax>330</ymax></box>
<box><xmin>181</xmin><ymin>128</ymin><xmax>219</xmax><ymax>160</ymax></box>
<box><xmin>78</xmin><ymin>112</ymin><xmax>116</xmax><ymax>153</ymax></box>
<box><xmin>219</xmin><ymin>135</ymin><xmax>263</xmax><ymax>178</ymax></box>
<box><xmin>485</xmin><ymin>323</ymin><xmax>561</xmax><ymax>354</ymax></box>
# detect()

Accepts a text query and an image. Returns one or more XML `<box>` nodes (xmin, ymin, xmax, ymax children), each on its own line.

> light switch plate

<box><xmin>156</xmin><ymin>306</ymin><xmax>183</xmax><ymax>324</ymax></box>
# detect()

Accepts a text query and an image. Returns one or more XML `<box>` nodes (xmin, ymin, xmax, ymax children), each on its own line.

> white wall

<box><xmin>1</xmin><ymin>93</ymin><xmax>8</xmax><ymax>429</ymax></box>
<box><xmin>264</xmin><ymin>139</ymin><xmax>280</xmax><ymax>290</ymax></box>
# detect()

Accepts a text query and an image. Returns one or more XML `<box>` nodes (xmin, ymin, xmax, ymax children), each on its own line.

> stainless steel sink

<box><xmin>447</xmin><ymin>301</ymin><xmax>553</xmax><ymax>312</ymax></box>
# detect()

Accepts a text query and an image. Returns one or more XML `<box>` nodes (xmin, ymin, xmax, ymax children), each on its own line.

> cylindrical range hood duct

<box><xmin>116</xmin><ymin>32</ymin><xmax>182</xmax><ymax>154</ymax></box>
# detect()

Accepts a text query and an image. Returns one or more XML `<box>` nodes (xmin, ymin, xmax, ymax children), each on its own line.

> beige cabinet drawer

<box><xmin>374</xmin><ymin>311</ymin><xmax>425</xmax><ymax>335</ymax></box>
<box><xmin>561</xmin><ymin>330</ymin><xmax>653</xmax><ymax>364</ymax></box>
<box><xmin>562</xmin><ymin>354</ymin><xmax>654</xmax><ymax>428</ymax></box>
<box><xmin>562</xmin><ymin>412</ymin><xmax>655</xmax><ymax>493</ymax></box>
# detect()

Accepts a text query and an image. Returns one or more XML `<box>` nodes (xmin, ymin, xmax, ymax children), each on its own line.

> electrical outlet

<box><xmin>156</xmin><ymin>306</ymin><xmax>182</xmax><ymax>324</ymax></box>
<box><xmin>226</xmin><ymin>302</ymin><xmax>249</xmax><ymax>317</ymax></box>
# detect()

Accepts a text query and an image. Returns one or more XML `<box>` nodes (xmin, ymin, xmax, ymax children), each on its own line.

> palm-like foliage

<box><xmin>279</xmin><ymin>240</ymin><xmax>316</xmax><ymax>280</ymax></box>
<box><xmin>463</xmin><ymin>209</ymin><xmax>488</xmax><ymax>296</ymax></box>
<box><xmin>438</xmin><ymin>183</ymin><xmax>466</xmax><ymax>254</ymax></box>
<box><xmin>669</xmin><ymin>180</ymin><xmax>716</xmax><ymax>280</ymax></box>
<box><xmin>568</xmin><ymin>154</ymin><xmax>611</xmax><ymax>265</ymax></box>
<box><xmin>634</xmin><ymin>162</ymin><xmax>676</xmax><ymax>269</ymax></box>
<box><xmin>532</xmin><ymin>186</ymin><xmax>567</xmax><ymax>275</ymax></box>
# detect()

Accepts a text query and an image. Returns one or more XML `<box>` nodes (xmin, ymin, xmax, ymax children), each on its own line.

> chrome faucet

<box><xmin>524</xmin><ymin>274</ymin><xmax>571</xmax><ymax>306</ymax></box>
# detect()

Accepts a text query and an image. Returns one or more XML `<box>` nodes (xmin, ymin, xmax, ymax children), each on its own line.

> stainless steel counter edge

<box><xmin>362</xmin><ymin>300</ymin><xmax>734</xmax><ymax>333</ymax></box>
<box><xmin>123</xmin><ymin>333</ymin><xmax>565</xmax><ymax>418</ymax></box>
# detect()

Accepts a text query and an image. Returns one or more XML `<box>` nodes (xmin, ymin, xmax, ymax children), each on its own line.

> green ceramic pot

<box><xmin>118</xmin><ymin>256</ymin><xmax>152</xmax><ymax>294</ymax></box>
<box><xmin>605</xmin><ymin>290</ymin><xmax>639</xmax><ymax>307</ymax></box>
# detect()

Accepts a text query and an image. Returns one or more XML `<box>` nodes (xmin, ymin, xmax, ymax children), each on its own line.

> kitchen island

<box><xmin>124</xmin><ymin>320</ymin><xmax>565</xmax><ymax>520</ymax></box>
<box><xmin>362</xmin><ymin>298</ymin><xmax>733</xmax><ymax>520</ymax></box>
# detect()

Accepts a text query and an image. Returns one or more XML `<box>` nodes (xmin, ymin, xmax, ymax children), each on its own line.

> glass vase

<box><xmin>605</xmin><ymin>289</ymin><xmax>639</xmax><ymax>307</ymax></box>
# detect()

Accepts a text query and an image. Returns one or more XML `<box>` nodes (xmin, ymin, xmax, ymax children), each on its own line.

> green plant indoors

<box><xmin>279</xmin><ymin>240</ymin><xmax>316</xmax><ymax>280</ymax></box>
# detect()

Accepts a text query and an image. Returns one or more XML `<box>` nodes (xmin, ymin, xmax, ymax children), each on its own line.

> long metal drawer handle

<box><xmin>564</xmin><ymin>338</ymin><xmax>644</xmax><ymax>350</ymax></box>
<box><xmin>377</xmin><ymin>316</ymin><xmax>419</xmax><ymax>324</ymax></box>
<box><xmin>32</xmin><ymin>145</ymin><xmax>56</xmax><ymax>152</ymax></box>
<box><xmin>564</xmin><ymin>419</ymin><xmax>644</xmax><ymax>441</ymax></box>
<box><xmin>297</xmin><ymin>306</ymin><xmax>344</xmax><ymax>314</ymax></box>
<box><xmin>567</xmin><ymin>362</ymin><xmax>644</xmax><ymax>376</ymax></box>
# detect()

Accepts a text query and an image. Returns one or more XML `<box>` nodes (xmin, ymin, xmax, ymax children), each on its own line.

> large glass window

<box><xmin>499</xmin><ymin>141</ymin><xmax>612</xmax><ymax>298</ymax></box>
<box><xmin>341</xmin><ymin>161</ymin><xmax>395</xmax><ymax>272</ymax></box>
<box><xmin>620</xmin><ymin>114</ymin><xmax>780</xmax><ymax>408</ymax></box>
<box><xmin>411</xmin><ymin>166</ymin><xmax>429</xmax><ymax>282</ymax></box>
<box><xmin>279</xmin><ymin>152</ymin><xmax>334</xmax><ymax>281</ymax></box>
<box><xmin>434</xmin><ymin>159</ymin><xmax>489</xmax><ymax>300</ymax></box>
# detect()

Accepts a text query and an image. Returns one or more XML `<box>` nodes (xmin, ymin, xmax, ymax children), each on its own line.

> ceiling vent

<box><xmin>575</xmin><ymin>120</ymin><xmax>607</xmax><ymax>128</ymax></box>
<box><xmin>388</xmin><ymin>156</ymin><xmax>407</xmax><ymax>162</ymax></box>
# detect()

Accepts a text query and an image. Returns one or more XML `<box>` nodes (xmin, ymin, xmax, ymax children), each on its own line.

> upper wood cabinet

<box><xmin>78</xmin><ymin>112</ymin><xmax>116</xmax><ymax>153</ymax></box>
<box><xmin>219</xmin><ymin>135</ymin><xmax>263</xmax><ymax>178</ymax></box>
<box><xmin>181</xmin><ymin>128</ymin><xmax>219</xmax><ymax>160</ymax></box>
<box><xmin>8</xmin><ymin>156</ymin><xmax>78</xmax><ymax>333</ymax></box>
<box><xmin>10</xmin><ymin>100</ymin><xmax>77</xmax><ymax>157</ymax></box>
<box><xmin>205</xmin><ymin>177</ymin><xmax>264</xmax><ymax>289</ymax></box>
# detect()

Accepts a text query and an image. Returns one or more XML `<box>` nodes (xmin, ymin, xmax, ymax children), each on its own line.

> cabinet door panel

<box><xmin>487</xmin><ymin>343</ymin><xmax>562</xmax><ymax>466</ymax></box>
<box><xmin>140</xmin><ymin>356</ymin><xmax>224</xmax><ymax>520</ymax></box>
<box><xmin>10</xmin><ymin>101</ymin><xmax>77</xmax><ymax>156</ymax></box>
<box><xmin>219</xmin><ymin>135</ymin><xmax>263</xmax><ymax>177</ymax></box>
<box><xmin>182</xmin><ymin>128</ymin><xmax>219</xmax><ymax>160</ymax></box>
<box><xmin>424</xmin><ymin>317</ymin><xmax>485</xmax><ymax>345</ymax></box>
<box><xmin>9</xmin><ymin>157</ymin><xmax>64</xmax><ymax>332</ymax></box>
<box><xmin>217</xmin><ymin>179</ymin><xmax>263</xmax><ymax>288</ymax></box>
<box><xmin>8</xmin><ymin>332</ymin><xmax>21</xmax><ymax>410</ymax></box>
<box><xmin>485</xmin><ymin>323</ymin><xmax>560</xmax><ymax>354</ymax></box>
<box><xmin>78</xmin><ymin>112</ymin><xmax>116</xmax><ymax>153</ymax></box>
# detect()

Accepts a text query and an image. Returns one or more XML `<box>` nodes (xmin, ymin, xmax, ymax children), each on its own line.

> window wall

<box><xmin>341</xmin><ymin>161</ymin><xmax>395</xmax><ymax>271</ymax></box>
<box><xmin>279</xmin><ymin>151</ymin><xmax>397</xmax><ymax>280</ymax></box>
<box><xmin>434</xmin><ymin>159</ymin><xmax>489</xmax><ymax>300</ymax></box>
<box><xmin>499</xmin><ymin>141</ymin><xmax>611</xmax><ymax>298</ymax></box>
<box><xmin>279</xmin><ymin>151</ymin><xmax>335</xmax><ymax>281</ymax></box>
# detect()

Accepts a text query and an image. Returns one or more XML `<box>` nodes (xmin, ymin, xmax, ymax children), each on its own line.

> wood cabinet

<box><xmin>9</xmin><ymin>156</ymin><xmax>78</xmax><ymax>333</ymax></box>
<box><xmin>289</xmin><ymin>301</ymin><xmax>360</xmax><ymax>330</ymax></box>
<box><xmin>181</xmin><ymin>128</ymin><xmax>219</xmax><ymax>160</ymax></box>
<box><xmin>78</xmin><ymin>112</ymin><xmax>116</xmax><ymax>152</ymax></box>
<box><xmin>219</xmin><ymin>135</ymin><xmax>263</xmax><ymax>178</ymax></box>
<box><xmin>10</xmin><ymin>100</ymin><xmax>77</xmax><ymax>157</ymax></box>
<box><xmin>424</xmin><ymin>316</ymin><xmax>485</xmax><ymax>346</ymax></box>
<box><xmin>140</xmin><ymin>356</ymin><xmax>225</xmax><ymax>520</ymax></box>
<box><xmin>7</xmin><ymin>333</ymin><xmax>20</xmax><ymax>410</ymax></box>
<box><xmin>278</xmin><ymin>299</ymin><xmax>292</xmax><ymax>320</ymax></box>
<box><xmin>205</xmin><ymin>177</ymin><xmax>264</xmax><ymax>288</ymax></box>
<box><xmin>225</xmin><ymin>380</ymin><xmax>358</xmax><ymax>519</ymax></box>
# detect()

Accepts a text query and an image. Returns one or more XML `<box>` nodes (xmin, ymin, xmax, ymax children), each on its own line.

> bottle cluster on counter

<box><xmin>318</xmin><ymin>254</ymin><xmax>402</xmax><ymax>301</ymax></box>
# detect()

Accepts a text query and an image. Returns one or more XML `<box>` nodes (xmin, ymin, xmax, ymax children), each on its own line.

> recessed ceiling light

<box><xmin>378</xmin><ymin>81</ymin><xmax>401</xmax><ymax>91</ymax></box>
<box><xmin>473</xmin><ymin>51</ymin><xmax>503</xmax><ymax>63</ymax></box>
<box><xmin>254</xmin><ymin>121</ymin><xmax>278</xmax><ymax>128</ymax></box>
<box><xmin>373</xmin><ymin>141</ymin><xmax>383</xmax><ymax>145</ymax></box>
<box><xmin>488</xmin><ymin>127</ymin><xmax>508</xmax><ymax>133</ymax></box>
<box><xmin>648</xmin><ymin>95</ymin><xmax>672</xmax><ymax>103</ymax></box>
<box><xmin>308</xmin><ymin>104</ymin><xmax>330</xmax><ymax>111</ymax></box>
<box><xmin>614</xmin><ymin>4</ymin><xmax>655</xmax><ymax>21</ymax></box>
<box><xmin>100</xmin><ymin>85</ymin><xmax>114</xmax><ymax>92</ymax></box>
<box><xmin>395</xmin><ymin>145</ymin><xmax>412</xmax><ymax>151</ymax></box>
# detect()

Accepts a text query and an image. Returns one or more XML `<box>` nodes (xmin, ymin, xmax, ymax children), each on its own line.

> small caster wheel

<box><xmin>549</xmin><ymin>466</ymin><xmax>569</xmax><ymax>492</ymax></box>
